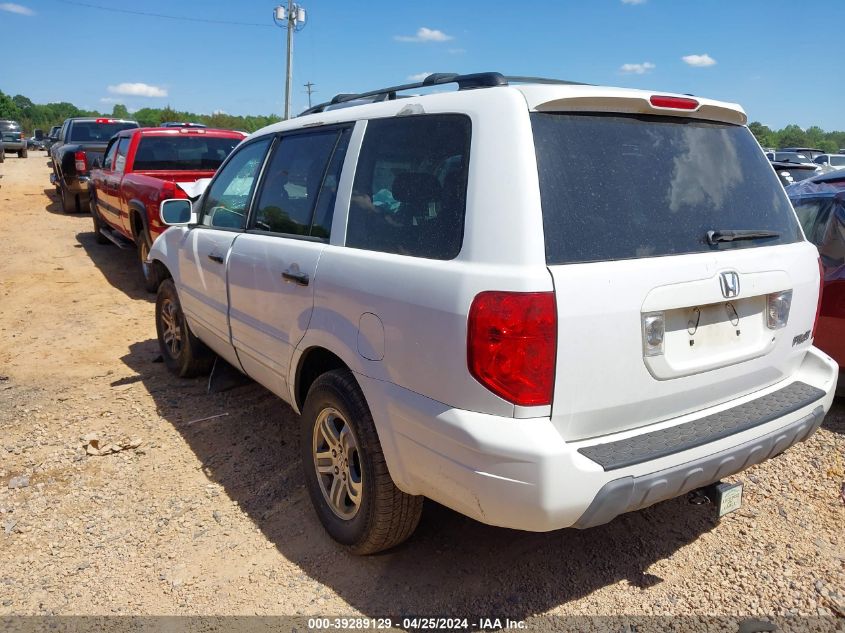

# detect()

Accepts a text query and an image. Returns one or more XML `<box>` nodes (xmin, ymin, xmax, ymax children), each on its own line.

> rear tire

<box><xmin>59</xmin><ymin>186</ymin><xmax>78</xmax><ymax>214</ymax></box>
<box><xmin>137</xmin><ymin>229</ymin><xmax>161</xmax><ymax>293</ymax></box>
<box><xmin>300</xmin><ymin>369</ymin><xmax>423</xmax><ymax>554</ymax></box>
<box><xmin>18</xmin><ymin>149</ymin><xmax>27</xmax><ymax>159</ymax></box>
<box><xmin>155</xmin><ymin>279</ymin><xmax>215</xmax><ymax>378</ymax></box>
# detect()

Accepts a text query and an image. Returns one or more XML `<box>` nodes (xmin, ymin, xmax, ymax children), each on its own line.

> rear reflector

<box><xmin>649</xmin><ymin>95</ymin><xmax>699</xmax><ymax>110</ymax></box>
<box><xmin>467</xmin><ymin>291</ymin><xmax>556</xmax><ymax>407</ymax></box>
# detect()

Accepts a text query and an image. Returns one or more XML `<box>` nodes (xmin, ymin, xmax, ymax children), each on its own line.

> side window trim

<box><xmin>196</xmin><ymin>136</ymin><xmax>276</xmax><ymax>232</ymax></box>
<box><xmin>245</xmin><ymin>123</ymin><xmax>354</xmax><ymax>241</ymax></box>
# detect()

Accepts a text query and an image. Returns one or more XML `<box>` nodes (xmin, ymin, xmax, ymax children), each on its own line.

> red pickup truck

<box><xmin>90</xmin><ymin>127</ymin><xmax>246</xmax><ymax>291</ymax></box>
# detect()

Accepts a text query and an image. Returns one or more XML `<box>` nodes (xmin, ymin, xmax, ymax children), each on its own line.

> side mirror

<box><xmin>160</xmin><ymin>199</ymin><xmax>196</xmax><ymax>226</ymax></box>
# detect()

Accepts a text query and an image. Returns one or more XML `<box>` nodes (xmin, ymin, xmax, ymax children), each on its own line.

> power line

<box><xmin>53</xmin><ymin>0</ymin><xmax>273</xmax><ymax>28</ymax></box>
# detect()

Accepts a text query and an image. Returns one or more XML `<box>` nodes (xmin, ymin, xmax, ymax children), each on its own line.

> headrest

<box><xmin>392</xmin><ymin>172</ymin><xmax>441</xmax><ymax>203</ymax></box>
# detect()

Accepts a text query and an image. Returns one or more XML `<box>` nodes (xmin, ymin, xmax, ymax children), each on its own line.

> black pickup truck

<box><xmin>50</xmin><ymin>117</ymin><xmax>138</xmax><ymax>213</ymax></box>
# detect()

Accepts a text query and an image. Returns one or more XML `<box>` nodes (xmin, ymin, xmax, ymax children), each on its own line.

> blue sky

<box><xmin>2</xmin><ymin>0</ymin><xmax>841</xmax><ymax>130</ymax></box>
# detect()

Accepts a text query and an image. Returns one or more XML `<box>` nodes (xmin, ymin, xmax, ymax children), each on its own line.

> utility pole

<box><xmin>273</xmin><ymin>3</ymin><xmax>307</xmax><ymax>120</ymax></box>
<box><xmin>304</xmin><ymin>82</ymin><xmax>316</xmax><ymax>108</ymax></box>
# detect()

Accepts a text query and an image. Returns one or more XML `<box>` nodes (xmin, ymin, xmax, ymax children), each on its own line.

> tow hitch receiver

<box><xmin>687</xmin><ymin>481</ymin><xmax>744</xmax><ymax>517</ymax></box>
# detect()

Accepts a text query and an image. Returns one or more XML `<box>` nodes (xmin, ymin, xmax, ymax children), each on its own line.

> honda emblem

<box><xmin>719</xmin><ymin>271</ymin><xmax>740</xmax><ymax>298</ymax></box>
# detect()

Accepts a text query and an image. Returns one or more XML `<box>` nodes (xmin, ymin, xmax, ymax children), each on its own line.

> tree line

<box><xmin>2</xmin><ymin>89</ymin><xmax>843</xmax><ymax>151</ymax></box>
<box><xmin>748</xmin><ymin>122</ymin><xmax>845</xmax><ymax>153</ymax></box>
<box><xmin>0</xmin><ymin>90</ymin><xmax>279</xmax><ymax>134</ymax></box>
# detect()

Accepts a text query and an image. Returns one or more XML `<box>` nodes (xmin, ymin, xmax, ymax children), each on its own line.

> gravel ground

<box><xmin>0</xmin><ymin>155</ymin><xmax>843</xmax><ymax>626</ymax></box>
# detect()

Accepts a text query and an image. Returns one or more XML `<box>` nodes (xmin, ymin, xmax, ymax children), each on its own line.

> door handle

<box><xmin>207</xmin><ymin>253</ymin><xmax>224</xmax><ymax>264</ymax></box>
<box><xmin>282</xmin><ymin>270</ymin><xmax>309</xmax><ymax>286</ymax></box>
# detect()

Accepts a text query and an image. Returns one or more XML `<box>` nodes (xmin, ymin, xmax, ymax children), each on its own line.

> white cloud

<box><xmin>621</xmin><ymin>0</ymin><xmax>646</xmax><ymax>4</ymax></box>
<box><xmin>212</xmin><ymin>109</ymin><xmax>227</xmax><ymax>115</ymax></box>
<box><xmin>620</xmin><ymin>62</ymin><xmax>655</xmax><ymax>75</ymax></box>
<box><xmin>407</xmin><ymin>72</ymin><xmax>432</xmax><ymax>82</ymax></box>
<box><xmin>107</xmin><ymin>82</ymin><xmax>168</xmax><ymax>98</ymax></box>
<box><xmin>682</xmin><ymin>54</ymin><xmax>717</xmax><ymax>67</ymax></box>
<box><xmin>0</xmin><ymin>3</ymin><xmax>34</xmax><ymax>15</ymax></box>
<box><xmin>394</xmin><ymin>27</ymin><xmax>453</xmax><ymax>43</ymax></box>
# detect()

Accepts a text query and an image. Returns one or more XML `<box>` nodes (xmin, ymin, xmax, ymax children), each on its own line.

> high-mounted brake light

<box><xmin>467</xmin><ymin>291</ymin><xmax>557</xmax><ymax>407</ymax></box>
<box><xmin>179</xmin><ymin>128</ymin><xmax>205</xmax><ymax>134</ymax></box>
<box><xmin>813</xmin><ymin>258</ymin><xmax>824</xmax><ymax>338</ymax></box>
<box><xmin>74</xmin><ymin>150</ymin><xmax>88</xmax><ymax>174</ymax></box>
<box><xmin>649</xmin><ymin>95</ymin><xmax>699</xmax><ymax>110</ymax></box>
<box><xmin>95</xmin><ymin>118</ymin><xmax>115</xmax><ymax>124</ymax></box>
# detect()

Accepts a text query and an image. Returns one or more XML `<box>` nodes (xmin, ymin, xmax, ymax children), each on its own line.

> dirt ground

<box><xmin>0</xmin><ymin>155</ymin><xmax>843</xmax><ymax>623</ymax></box>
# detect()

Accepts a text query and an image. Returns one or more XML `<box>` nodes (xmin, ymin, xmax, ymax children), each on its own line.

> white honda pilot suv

<box><xmin>149</xmin><ymin>73</ymin><xmax>838</xmax><ymax>554</ymax></box>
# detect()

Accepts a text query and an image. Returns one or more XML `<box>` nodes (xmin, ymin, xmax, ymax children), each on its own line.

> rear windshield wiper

<box><xmin>707</xmin><ymin>229</ymin><xmax>781</xmax><ymax>245</ymax></box>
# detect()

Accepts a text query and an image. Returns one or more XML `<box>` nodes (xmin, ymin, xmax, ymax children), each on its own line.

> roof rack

<box><xmin>299</xmin><ymin>72</ymin><xmax>588</xmax><ymax>116</ymax></box>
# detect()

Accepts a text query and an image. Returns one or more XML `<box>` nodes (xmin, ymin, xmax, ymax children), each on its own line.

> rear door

<box><xmin>530</xmin><ymin>111</ymin><xmax>820</xmax><ymax>441</ymax></box>
<box><xmin>227</xmin><ymin>126</ymin><xmax>351</xmax><ymax>399</ymax></box>
<box><xmin>176</xmin><ymin>137</ymin><xmax>272</xmax><ymax>366</ymax></box>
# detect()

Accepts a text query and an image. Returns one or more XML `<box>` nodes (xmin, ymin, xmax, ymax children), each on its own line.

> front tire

<box><xmin>91</xmin><ymin>199</ymin><xmax>109</xmax><ymax>244</ymax></box>
<box><xmin>137</xmin><ymin>229</ymin><xmax>161</xmax><ymax>293</ymax></box>
<box><xmin>300</xmin><ymin>369</ymin><xmax>423</xmax><ymax>554</ymax></box>
<box><xmin>155</xmin><ymin>279</ymin><xmax>215</xmax><ymax>378</ymax></box>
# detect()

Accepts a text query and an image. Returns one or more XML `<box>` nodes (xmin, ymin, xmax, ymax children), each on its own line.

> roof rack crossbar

<box><xmin>299</xmin><ymin>72</ymin><xmax>587</xmax><ymax>116</ymax></box>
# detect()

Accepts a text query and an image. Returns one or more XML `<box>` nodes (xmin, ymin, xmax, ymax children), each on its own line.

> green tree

<box><xmin>776</xmin><ymin>124</ymin><xmax>808</xmax><ymax>148</ymax></box>
<box><xmin>111</xmin><ymin>104</ymin><xmax>130</xmax><ymax>119</ymax></box>
<box><xmin>748</xmin><ymin>121</ymin><xmax>775</xmax><ymax>148</ymax></box>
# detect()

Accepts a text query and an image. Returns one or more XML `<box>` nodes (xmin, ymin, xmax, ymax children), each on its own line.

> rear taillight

<box><xmin>161</xmin><ymin>180</ymin><xmax>189</xmax><ymax>200</ymax></box>
<box><xmin>813</xmin><ymin>258</ymin><xmax>824</xmax><ymax>338</ymax></box>
<box><xmin>467</xmin><ymin>291</ymin><xmax>556</xmax><ymax>407</ymax></box>
<box><xmin>649</xmin><ymin>95</ymin><xmax>699</xmax><ymax>110</ymax></box>
<box><xmin>74</xmin><ymin>151</ymin><xmax>88</xmax><ymax>174</ymax></box>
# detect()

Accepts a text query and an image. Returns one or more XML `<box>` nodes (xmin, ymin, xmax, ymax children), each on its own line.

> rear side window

<box><xmin>346</xmin><ymin>114</ymin><xmax>470</xmax><ymax>260</ymax></box>
<box><xmin>532</xmin><ymin>113</ymin><xmax>802</xmax><ymax>264</ymax></box>
<box><xmin>831</xmin><ymin>156</ymin><xmax>845</xmax><ymax>167</ymax></box>
<box><xmin>792</xmin><ymin>197</ymin><xmax>845</xmax><ymax>267</ymax></box>
<box><xmin>69</xmin><ymin>121</ymin><xmax>138</xmax><ymax>142</ymax></box>
<box><xmin>134</xmin><ymin>136</ymin><xmax>240</xmax><ymax>171</ymax></box>
<box><xmin>114</xmin><ymin>137</ymin><xmax>131</xmax><ymax>172</ymax></box>
<box><xmin>252</xmin><ymin>128</ymin><xmax>349</xmax><ymax>238</ymax></box>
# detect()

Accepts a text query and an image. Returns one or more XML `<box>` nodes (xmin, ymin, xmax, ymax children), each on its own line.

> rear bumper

<box><xmin>360</xmin><ymin>346</ymin><xmax>838</xmax><ymax>532</ymax></box>
<box><xmin>62</xmin><ymin>176</ymin><xmax>91</xmax><ymax>196</ymax></box>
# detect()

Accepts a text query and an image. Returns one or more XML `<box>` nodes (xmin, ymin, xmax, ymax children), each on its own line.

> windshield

<box><xmin>69</xmin><ymin>121</ymin><xmax>138</xmax><ymax>143</ymax></box>
<box><xmin>134</xmin><ymin>136</ymin><xmax>241</xmax><ymax>171</ymax></box>
<box><xmin>531</xmin><ymin>113</ymin><xmax>802</xmax><ymax>264</ymax></box>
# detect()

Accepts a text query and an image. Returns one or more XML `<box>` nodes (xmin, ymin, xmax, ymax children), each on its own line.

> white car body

<box><xmin>813</xmin><ymin>154</ymin><xmax>845</xmax><ymax>170</ymax></box>
<box><xmin>149</xmin><ymin>77</ymin><xmax>838</xmax><ymax>535</ymax></box>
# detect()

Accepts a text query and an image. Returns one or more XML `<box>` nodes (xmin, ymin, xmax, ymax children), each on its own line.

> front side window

<box><xmin>102</xmin><ymin>138</ymin><xmax>119</xmax><ymax>170</ymax></box>
<box><xmin>831</xmin><ymin>156</ymin><xmax>845</xmax><ymax>167</ymax></box>
<box><xmin>252</xmin><ymin>128</ymin><xmax>349</xmax><ymax>238</ymax></box>
<box><xmin>114</xmin><ymin>137</ymin><xmax>131</xmax><ymax>173</ymax></box>
<box><xmin>345</xmin><ymin>114</ymin><xmax>470</xmax><ymax>259</ymax></box>
<box><xmin>200</xmin><ymin>138</ymin><xmax>271</xmax><ymax>230</ymax></box>
<box><xmin>532</xmin><ymin>113</ymin><xmax>802</xmax><ymax>264</ymax></box>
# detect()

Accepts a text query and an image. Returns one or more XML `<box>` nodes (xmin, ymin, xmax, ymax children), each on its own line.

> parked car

<box><xmin>50</xmin><ymin>117</ymin><xmax>139</xmax><ymax>213</ymax></box>
<box><xmin>0</xmin><ymin>120</ymin><xmax>27</xmax><ymax>158</ymax></box>
<box><xmin>27</xmin><ymin>129</ymin><xmax>46</xmax><ymax>150</ymax></box>
<box><xmin>813</xmin><ymin>154</ymin><xmax>845</xmax><ymax>170</ymax></box>
<box><xmin>771</xmin><ymin>160</ymin><xmax>821</xmax><ymax>187</ymax></box>
<box><xmin>160</xmin><ymin>122</ymin><xmax>207</xmax><ymax>128</ymax></box>
<box><xmin>149</xmin><ymin>72</ymin><xmax>838</xmax><ymax>553</ymax></box>
<box><xmin>781</xmin><ymin>147</ymin><xmax>826</xmax><ymax>161</ymax></box>
<box><xmin>89</xmin><ymin>126</ymin><xmax>245</xmax><ymax>291</ymax></box>
<box><xmin>786</xmin><ymin>170</ymin><xmax>845</xmax><ymax>393</ymax></box>
<box><xmin>43</xmin><ymin>126</ymin><xmax>61</xmax><ymax>153</ymax></box>
<box><xmin>771</xmin><ymin>151</ymin><xmax>816</xmax><ymax>166</ymax></box>
<box><xmin>0</xmin><ymin>139</ymin><xmax>4</xmax><ymax>163</ymax></box>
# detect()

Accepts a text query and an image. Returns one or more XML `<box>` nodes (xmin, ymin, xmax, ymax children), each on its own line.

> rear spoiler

<box><xmin>525</xmin><ymin>87</ymin><xmax>747</xmax><ymax>126</ymax></box>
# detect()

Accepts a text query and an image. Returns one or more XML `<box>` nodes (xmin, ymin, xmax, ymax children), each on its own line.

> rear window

<box><xmin>532</xmin><ymin>113</ymin><xmax>802</xmax><ymax>264</ymax></box>
<box><xmin>69</xmin><ymin>121</ymin><xmax>138</xmax><ymax>143</ymax></box>
<box><xmin>134</xmin><ymin>136</ymin><xmax>240</xmax><ymax>171</ymax></box>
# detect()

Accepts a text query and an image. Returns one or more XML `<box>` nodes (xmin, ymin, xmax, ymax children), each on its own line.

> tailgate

<box><xmin>548</xmin><ymin>244</ymin><xmax>821</xmax><ymax>440</ymax></box>
<box><xmin>530</xmin><ymin>109</ymin><xmax>817</xmax><ymax>441</ymax></box>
